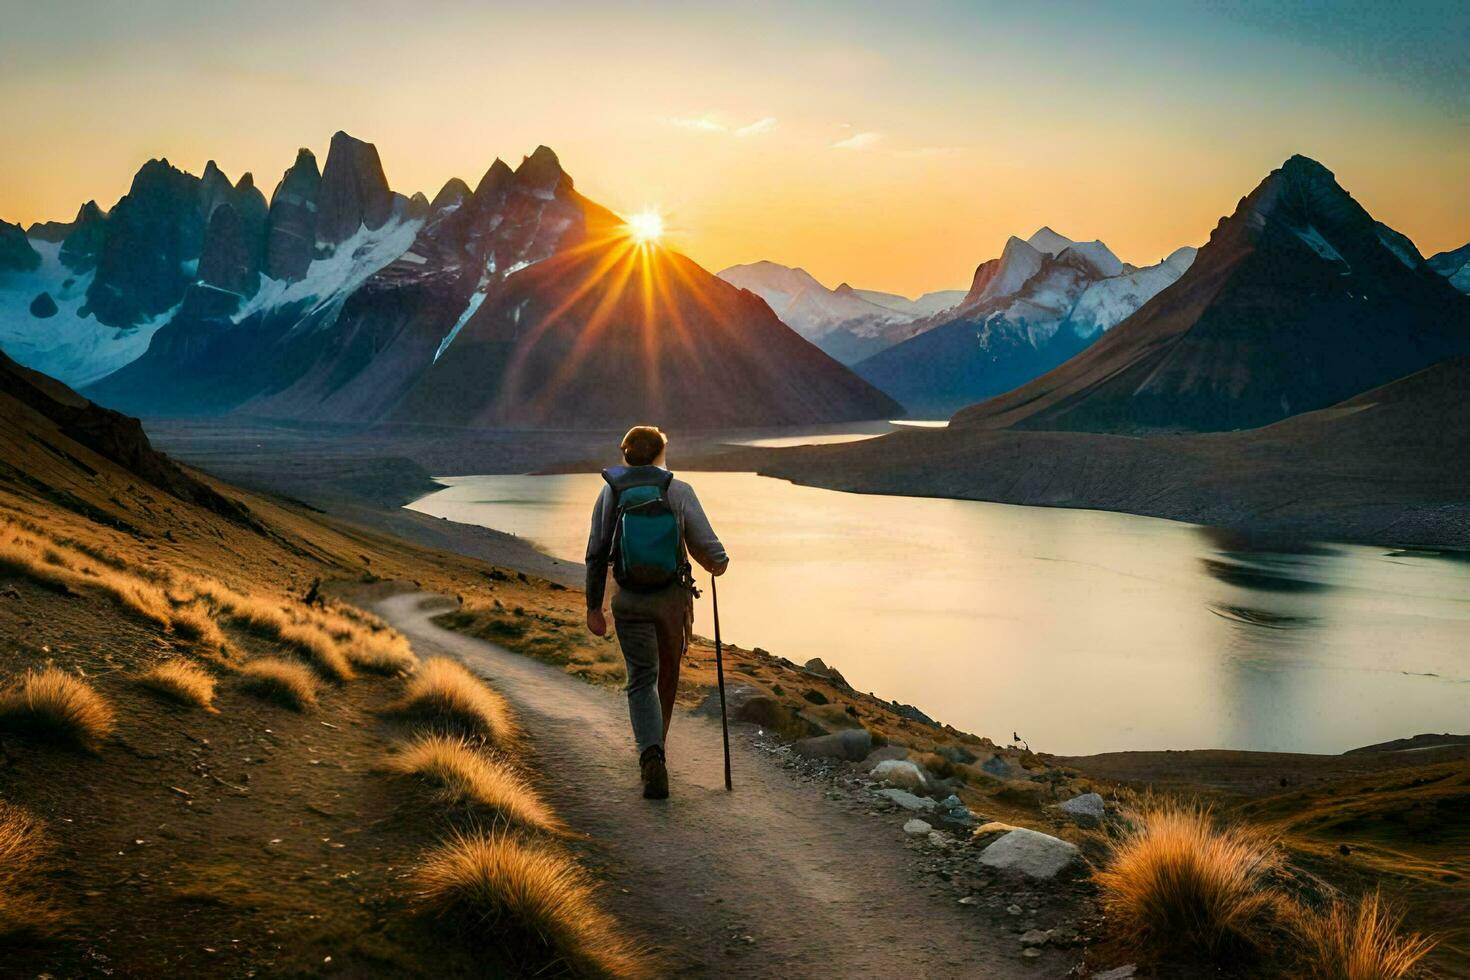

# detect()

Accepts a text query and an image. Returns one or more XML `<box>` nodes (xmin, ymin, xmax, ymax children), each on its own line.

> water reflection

<box><xmin>409</xmin><ymin>472</ymin><xmax>1470</xmax><ymax>755</ymax></box>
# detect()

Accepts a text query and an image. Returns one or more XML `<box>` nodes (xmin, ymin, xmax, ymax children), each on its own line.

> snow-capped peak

<box><xmin>1026</xmin><ymin>226</ymin><xmax>1075</xmax><ymax>256</ymax></box>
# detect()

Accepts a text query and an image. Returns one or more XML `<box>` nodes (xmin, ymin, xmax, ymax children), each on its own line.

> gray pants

<box><xmin>612</xmin><ymin>583</ymin><xmax>693</xmax><ymax>755</ymax></box>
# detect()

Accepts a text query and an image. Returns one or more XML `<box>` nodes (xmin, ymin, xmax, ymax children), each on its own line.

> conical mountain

<box><xmin>954</xmin><ymin>156</ymin><xmax>1470</xmax><ymax>433</ymax></box>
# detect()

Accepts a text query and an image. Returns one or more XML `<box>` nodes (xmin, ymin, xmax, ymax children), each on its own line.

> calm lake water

<box><xmin>408</xmin><ymin>472</ymin><xmax>1469</xmax><ymax>756</ymax></box>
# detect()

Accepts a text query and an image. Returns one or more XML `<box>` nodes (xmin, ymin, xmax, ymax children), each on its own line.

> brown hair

<box><xmin>620</xmin><ymin>426</ymin><xmax>667</xmax><ymax>466</ymax></box>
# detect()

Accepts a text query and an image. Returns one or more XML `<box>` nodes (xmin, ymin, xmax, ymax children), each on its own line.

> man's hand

<box><xmin>586</xmin><ymin>607</ymin><xmax>608</xmax><ymax>636</ymax></box>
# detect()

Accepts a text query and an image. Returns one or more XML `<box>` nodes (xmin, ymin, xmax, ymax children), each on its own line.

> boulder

<box><xmin>695</xmin><ymin>684</ymin><xmax>819</xmax><ymax>737</ymax></box>
<box><xmin>862</xmin><ymin>745</ymin><xmax>909</xmax><ymax>766</ymax></box>
<box><xmin>978</xmin><ymin>828</ymin><xmax>1080</xmax><ymax>879</ymax></box>
<box><xmin>937</xmin><ymin>744</ymin><xmax>978</xmax><ymax>766</ymax></box>
<box><xmin>801</xmin><ymin>657</ymin><xmax>848</xmax><ymax>686</ymax></box>
<box><xmin>871</xmin><ymin>759</ymin><xmax>927</xmax><ymax>791</ymax></box>
<box><xmin>29</xmin><ymin>292</ymin><xmax>58</xmax><ymax>318</ymax></box>
<box><xmin>903</xmin><ymin>818</ymin><xmax>931</xmax><ymax>836</ymax></box>
<box><xmin>1060</xmin><ymin>792</ymin><xmax>1106</xmax><ymax>827</ymax></box>
<box><xmin>875</xmin><ymin>788</ymin><xmax>937</xmax><ymax>812</ymax></box>
<box><xmin>792</xmin><ymin>728</ymin><xmax>871</xmax><ymax>762</ymax></box>
<box><xmin>980</xmin><ymin>754</ymin><xmax>1021</xmax><ymax>779</ymax></box>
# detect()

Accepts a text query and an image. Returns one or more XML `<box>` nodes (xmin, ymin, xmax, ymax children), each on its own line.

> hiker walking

<box><xmin>585</xmin><ymin>426</ymin><xmax>728</xmax><ymax>799</ymax></box>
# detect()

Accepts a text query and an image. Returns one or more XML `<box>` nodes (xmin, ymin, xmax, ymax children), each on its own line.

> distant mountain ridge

<box><xmin>716</xmin><ymin>260</ymin><xmax>964</xmax><ymax>363</ymax></box>
<box><xmin>853</xmin><ymin>227</ymin><xmax>1196</xmax><ymax>416</ymax></box>
<box><xmin>10</xmin><ymin>132</ymin><xmax>897</xmax><ymax>429</ymax></box>
<box><xmin>0</xmin><ymin>132</ymin><xmax>893</xmax><ymax>429</ymax></box>
<box><xmin>955</xmin><ymin>155</ymin><xmax>1470</xmax><ymax>433</ymax></box>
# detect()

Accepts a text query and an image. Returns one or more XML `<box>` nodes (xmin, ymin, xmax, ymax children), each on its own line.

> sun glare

<box><xmin>625</xmin><ymin>210</ymin><xmax>664</xmax><ymax>245</ymax></box>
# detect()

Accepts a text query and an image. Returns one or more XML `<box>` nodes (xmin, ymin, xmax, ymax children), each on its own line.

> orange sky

<box><xmin>1</xmin><ymin>1</ymin><xmax>1466</xmax><ymax>296</ymax></box>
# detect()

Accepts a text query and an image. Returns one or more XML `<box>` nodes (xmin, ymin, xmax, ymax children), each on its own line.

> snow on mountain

<box><xmin>0</xmin><ymin>239</ymin><xmax>176</xmax><ymax>387</ymax></box>
<box><xmin>854</xmin><ymin>231</ymin><xmax>1196</xmax><ymax>416</ymax></box>
<box><xmin>1429</xmin><ymin>242</ymin><xmax>1470</xmax><ymax>293</ymax></box>
<box><xmin>716</xmin><ymin>260</ymin><xmax>962</xmax><ymax>363</ymax></box>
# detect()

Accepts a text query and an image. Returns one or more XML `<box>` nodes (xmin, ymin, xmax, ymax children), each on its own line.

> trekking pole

<box><xmin>712</xmin><ymin>573</ymin><xmax>733</xmax><ymax>791</ymax></box>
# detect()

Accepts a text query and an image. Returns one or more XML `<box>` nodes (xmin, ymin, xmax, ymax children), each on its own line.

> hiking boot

<box><xmin>640</xmin><ymin>746</ymin><xmax>669</xmax><ymax>799</ymax></box>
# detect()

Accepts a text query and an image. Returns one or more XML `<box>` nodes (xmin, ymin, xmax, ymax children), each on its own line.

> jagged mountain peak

<box><xmin>1027</xmin><ymin>226</ymin><xmax>1074</xmax><ymax>255</ymax></box>
<box><xmin>514</xmin><ymin>146</ymin><xmax>569</xmax><ymax>194</ymax></box>
<box><xmin>473</xmin><ymin>158</ymin><xmax>515</xmax><ymax>201</ymax></box>
<box><xmin>317</xmin><ymin>131</ymin><xmax>392</xmax><ymax>243</ymax></box>
<box><xmin>431</xmin><ymin>177</ymin><xmax>472</xmax><ymax>212</ymax></box>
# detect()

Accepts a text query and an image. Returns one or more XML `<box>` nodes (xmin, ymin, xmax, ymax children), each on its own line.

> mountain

<box><xmin>1429</xmin><ymin>242</ymin><xmax>1470</xmax><ymax>293</ymax></box>
<box><xmin>716</xmin><ymin>260</ymin><xmax>962</xmax><ymax>363</ymax></box>
<box><xmin>73</xmin><ymin>135</ymin><xmax>896</xmax><ymax>428</ymax></box>
<box><xmin>954</xmin><ymin>156</ymin><xmax>1470</xmax><ymax>433</ymax></box>
<box><xmin>731</xmin><ymin>355</ymin><xmax>1470</xmax><ymax>548</ymax></box>
<box><xmin>853</xmin><ymin>228</ymin><xmax>1195</xmax><ymax>416</ymax></box>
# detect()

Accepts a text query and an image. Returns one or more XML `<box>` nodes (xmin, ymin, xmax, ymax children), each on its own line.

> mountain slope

<box><xmin>1429</xmin><ymin>242</ymin><xmax>1470</xmax><ymax>293</ymax></box>
<box><xmin>854</xmin><ymin>229</ymin><xmax>1194</xmax><ymax>416</ymax></box>
<box><xmin>716</xmin><ymin>260</ymin><xmax>960</xmax><ymax>364</ymax></box>
<box><xmin>83</xmin><ymin>136</ymin><xmax>896</xmax><ymax>428</ymax></box>
<box><xmin>954</xmin><ymin>156</ymin><xmax>1470</xmax><ymax>433</ymax></box>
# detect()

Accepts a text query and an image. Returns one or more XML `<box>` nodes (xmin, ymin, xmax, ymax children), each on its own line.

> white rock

<box><xmin>978</xmin><ymin>828</ymin><xmax>1080</xmax><ymax>879</ymax></box>
<box><xmin>875</xmin><ymin>788</ymin><xmax>938</xmax><ymax>812</ymax></box>
<box><xmin>1060</xmin><ymin>792</ymin><xmax>1106</xmax><ymax>825</ymax></box>
<box><xmin>870</xmin><ymin>759</ymin><xmax>927</xmax><ymax>790</ymax></box>
<box><xmin>903</xmin><ymin>819</ymin><xmax>932</xmax><ymax>836</ymax></box>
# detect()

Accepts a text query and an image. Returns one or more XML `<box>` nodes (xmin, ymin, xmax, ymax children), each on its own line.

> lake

<box><xmin>407</xmin><ymin>471</ymin><xmax>1469</xmax><ymax>756</ymax></box>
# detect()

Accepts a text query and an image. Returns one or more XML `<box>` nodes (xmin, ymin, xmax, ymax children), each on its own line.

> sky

<box><xmin>1</xmin><ymin>0</ymin><xmax>1467</xmax><ymax>296</ymax></box>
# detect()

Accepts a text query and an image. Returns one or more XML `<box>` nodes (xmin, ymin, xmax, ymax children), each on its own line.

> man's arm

<box><xmin>672</xmin><ymin>481</ymin><xmax>729</xmax><ymax>574</ymax></box>
<box><xmin>585</xmin><ymin>484</ymin><xmax>616</xmax><ymax>611</ymax></box>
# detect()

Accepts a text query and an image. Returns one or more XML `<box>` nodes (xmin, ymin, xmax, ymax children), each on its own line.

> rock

<box><xmin>938</xmin><ymin>744</ymin><xmax>978</xmax><ymax>765</ymax></box>
<box><xmin>801</xmin><ymin>657</ymin><xmax>848</xmax><ymax>687</ymax></box>
<box><xmin>801</xmin><ymin>688</ymin><xmax>829</xmax><ymax>705</ymax></box>
<box><xmin>29</xmin><ymin>292</ymin><xmax>58</xmax><ymax>318</ymax></box>
<box><xmin>890</xmin><ymin>700</ymin><xmax>938</xmax><ymax>726</ymax></box>
<box><xmin>979</xmin><ymin>828</ymin><xmax>1080</xmax><ymax>880</ymax></box>
<box><xmin>316</xmin><ymin>131</ymin><xmax>394</xmax><ymax>244</ymax></box>
<box><xmin>1006</xmin><ymin>904</ymin><xmax>1023</xmax><ymax>915</ymax></box>
<box><xmin>1060</xmin><ymin>792</ymin><xmax>1106</xmax><ymax>827</ymax></box>
<box><xmin>1021</xmin><ymin>948</ymin><xmax>1043</xmax><ymax>959</ymax></box>
<box><xmin>862</xmin><ymin>745</ymin><xmax>909</xmax><ymax>766</ymax></box>
<box><xmin>903</xmin><ymin>819</ymin><xmax>932</xmax><ymax>836</ymax></box>
<box><xmin>981</xmin><ymin>754</ymin><xmax>1021</xmax><ymax>779</ymax></box>
<box><xmin>974</xmin><ymin>821</ymin><xmax>1020</xmax><ymax>836</ymax></box>
<box><xmin>196</xmin><ymin>204</ymin><xmax>259</xmax><ymax>296</ymax></box>
<box><xmin>927</xmin><ymin>831</ymin><xmax>949</xmax><ymax>847</ymax></box>
<box><xmin>875</xmin><ymin>788</ymin><xmax>937</xmax><ymax>812</ymax></box>
<box><xmin>995</xmin><ymin>780</ymin><xmax>1046</xmax><ymax>806</ymax></box>
<box><xmin>1019</xmin><ymin>929</ymin><xmax>1049</xmax><ymax>947</ymax></box>
<box><xmin>1092</xmin><ymin>967</ymin><xmax>1137</xmax><ymax>980</ymax></box>
<box><xmin>695</xmin><ymin>685</ymin><xmax>819</xmax><ymax>737</ymax></box>
<box><xmin>0</xmin><ymin>219</ymin><xmax>40</xmax><ymax>273</ymax></box>
<box><xmin>942</xmin><ymin>794</ymin><xmax>962</xmax><ymax>808</ymax></box>
<box><xmin>792</xmin><ymin>728</ymin><xmax>871</xmax><ymax>762</ymax></box>
<box><xmin>871</xmin><ymin>759</ymin><xmax>928</xmax><ymax>790</ymax></box>
<box><xmin>264</xmin><ymin>148</ymin><xmax>321</xmax><ymax>281</ymax></box>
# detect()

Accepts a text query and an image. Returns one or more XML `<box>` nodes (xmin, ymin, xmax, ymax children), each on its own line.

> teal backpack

<box><xmin>605</xmin><ymin>466</ymin><xmax>683</xmax><ymax>592</ymax></box>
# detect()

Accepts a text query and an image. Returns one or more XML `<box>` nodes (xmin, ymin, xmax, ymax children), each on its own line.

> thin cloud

<box><xmin>669</xmin><ymin>115</ymin><xmax>727</xmax><ymax>133</ymax></box>
<box><xmin>831</xmin><ymin>131</ymin><xmax>880</xmax><ymax>150</ymax></box>
<box><xmin>735</xmin><ymin>116</ymin><xmax>777</xmax><ymax>137</ymax></box>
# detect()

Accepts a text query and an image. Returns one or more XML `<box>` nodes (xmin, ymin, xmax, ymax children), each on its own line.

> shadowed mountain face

<box><xmin>77</xmin><ymin>136</ymin><xmax>896</xmax><ymax>428</ymax></box>
<box><xmin>954</xmin><ymin>156</ymin><xmax>1470</xmax><ymax>434</ymax></box>
<box><xmin>1429</xmin><ymin>242</ymin><xmax>1470</xmax><ymax>293</ymax></box>
<box><xmin>853</xmin><ymin>228</ymin><xmax>1196</xmax><ymax>416</ymax></box>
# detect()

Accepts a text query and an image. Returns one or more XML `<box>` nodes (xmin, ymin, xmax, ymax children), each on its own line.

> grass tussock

<box><xmin>169</xmin><ymin>601</ymin><xmax>228</xmax><ymax>650</ymax></box>
<box><xmin>414</xmin><ymin>830</ymin><xmax>649</xmax><ymax>978</ymax></box>
<box><xmin>391</xmin><ymin>658</ymin><xmax>517</xmax><ymax>744</ymax></box>
<box><xmin>0</xmin><ymin>801</ymin><xmax>61</xmax><ymax>939</ymax></box>
<box><xmin>239</xmin><ymin>658</ymin><xmax>318</xmax><ymax>710</ymax></box>
<box><xmin>136</xmin><ymin>660</ymin><xmax>217</xmax><ymax>709</ymax></box>
<box><xmin>1293</xmin><ymin>892</ymin><xmax>1436</xmax><ymax>979</ymax></box>
<box><xmin>387</xmin><ymin>734</ymin><xmax>562</xmax><ymax>834</ymax></box>
<box><xmin>0</xmin><ymin>667</ymin><xmax>117</xmax><ymax>749</ymax></box>
<box><xmin>1093</xmin><ymin>802</ymin><xmax>1287</xmax><ymax>962</ymax></box>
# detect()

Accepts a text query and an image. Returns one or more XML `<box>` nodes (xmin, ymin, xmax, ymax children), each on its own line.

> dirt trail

<box><xmin>377</xmin><ymin>592</ymin><xmax>1057</xmax><ymax>978</ymax></box>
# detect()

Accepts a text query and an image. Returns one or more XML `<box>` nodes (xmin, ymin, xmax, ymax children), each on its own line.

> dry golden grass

<box><xmin>0</xmin><ymin>667</ymin><xmax>117</xmax><ymax>749</ymax></box>
<box><xmin>414</xmin><ymin>830</ymin><xmax>649</xmax><ymax>978</ymax></box>
<box><xmin>1094</xmin><ymin>802</ymin><xmax>1287</xmax><ymax>962</ymax></box>
<box><xmin>136</xmin><ymin>660</ymin><xmax>217</xmax><ymax>709</ymax></box>
<box><xmin>391</xmin><ymin>658</ymin><xmax>518</xmax><ymax>744</ymax></box>
<box><xmin>0</xmin><ymin>800</ymin><xmax>61</xmax><ymax>939</ymax></box>
<box><xmin>239</xmin><ymin>658</ymin><xmax>318</xmax><ymax>710</ymax></box>
<box><xmin>0</xmin><ymin>533</ymin><xmax>75</xmax><ymax>592</ymax></box>
<box><xmin>387</xmin><ymin>734</ymin><xmax>563</xmax><ymax>834</ymax></box>
<box><xmin>1293</xmin><ymin>892</ymin><xmax>1437</xmax><ymax>979</ymax></box>
<box><xmin>169</xmin><ymin>601</ymin><xmax>227</xmax><ymax>650</ymax></box>
<box><xmin>276</xmin><ymin>622</ymin><xmax>356</xmax><ymax>681</ymax></box>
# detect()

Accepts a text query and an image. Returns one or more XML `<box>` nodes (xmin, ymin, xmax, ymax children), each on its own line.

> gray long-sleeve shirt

<box><xmin>585</xmin><ymin>470</ymin><xmax>728</xmax><ymax>609</ymax></box>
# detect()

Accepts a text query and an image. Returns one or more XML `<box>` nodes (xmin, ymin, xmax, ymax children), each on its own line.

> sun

<box><xmin>624</xmin><ymin>210</ymin><xmax>664</xmax><ymax>245</ymax></box>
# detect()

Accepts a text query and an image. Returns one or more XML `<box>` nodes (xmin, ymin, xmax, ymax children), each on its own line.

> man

<box><xmin>585</xmin><ymin>425</ymin><xmax>728</xmax><ymax>799</ymax></box>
